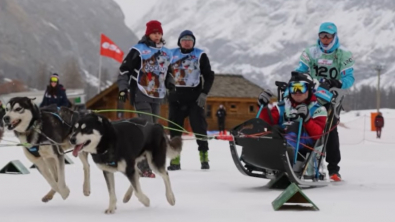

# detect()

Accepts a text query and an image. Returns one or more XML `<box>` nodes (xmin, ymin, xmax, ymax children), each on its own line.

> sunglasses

<box><xmin>51</xmin><ymin>77</ymin><xmax>58</xmax><ymax>82</ymax></box>
<box><xmin>289</xmin><ymin>81</ymin><xmax>309</xmax><ymax>94</ymax></box>
<box><xmin>319</xmin><ymin>32</ymin><xmax>334</xmax><ymax>39</ymax></box>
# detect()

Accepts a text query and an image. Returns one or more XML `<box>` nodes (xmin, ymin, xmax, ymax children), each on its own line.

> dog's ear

<box><xmin>29</xmin><ymin>97</ymin><xmax>36</xmax><ymax>101</ymax></box>
<box><xmin>99</xmin><ymin>115</ymin><xmax>117</xmax><ymax>142</ymax></box>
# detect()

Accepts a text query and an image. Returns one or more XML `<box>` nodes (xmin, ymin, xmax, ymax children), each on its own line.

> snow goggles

<box><xmin>289</xmin><ymin>81</ymin><xmax>309</xmax><ymax>94</ymax></box>
<box><xmin>319</xmin><ymin>32</ymin><xmax>334</xmax><ymax>39</ymax></box>
<box><xmin>50</xmin><ymin>77</ymin><xmax>58</xmax><ymax>82</ymax></box>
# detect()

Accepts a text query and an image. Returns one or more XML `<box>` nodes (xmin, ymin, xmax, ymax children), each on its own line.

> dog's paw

<box><xmin>138</xmin><ymin>195</ymin><xmax>150</xmax><ymax>207</ymax></box>
<box><xmin>83</xmin><ymin>182</ymin><xmax>90</xmax><ymax>196</ymax></box>
<box><xmin>123</xmin><ymin>187</ymin><xmax>133</xmax><ymax>203</ymax></box>
<box><xmin>123</xmin><ymin>194</ymin><xmax>132</xmax><ymax>203</ymax></box>
<box><xmin>41</xmin><ymin>195</ymin><xmax>53</xmax><ymax>203</ymax></box>
<box><xmin>83</xmin><ymin>188</ymin><xmax>91</xmax><ymax>197</ymax></box>
<box><xmin>60</xmin><ymin>187</ymin><xmax>70</xmax><ymax>200</ymax></box>
<box><xmin>166</xmin><ymin>191</ymin><xmax>176</xmax><ymax>206</ymax></box>
<box><xmin>104</xmin><ymin>208</ymin><xmax>116</xmax><ymax>214</ymax></box>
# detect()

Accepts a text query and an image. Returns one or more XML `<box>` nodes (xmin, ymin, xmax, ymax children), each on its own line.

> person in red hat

<box><xmin>39</xmin><ymin>73</ymin><xmax>69</xmax><ymax>108</ymax></box>
<box><xmin>117</xmin><ymin>20</ymin><xmax>175</xmax><ymax>178</ymax></box>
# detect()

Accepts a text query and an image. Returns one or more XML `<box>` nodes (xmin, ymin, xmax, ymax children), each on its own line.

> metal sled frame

<box><xmin>229</xmin><ymin>88</ymin><xmax>347</xmax><ymax>188</ymax></box>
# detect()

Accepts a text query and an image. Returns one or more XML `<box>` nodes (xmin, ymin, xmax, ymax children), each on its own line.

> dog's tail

<box><xmin>166</xmin><ymin>136</ymin><xmax>182</xmax><ymax>159</ymax></box>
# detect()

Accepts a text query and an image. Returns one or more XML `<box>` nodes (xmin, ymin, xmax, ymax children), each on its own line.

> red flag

<box><xmin>100</xmin><ymin>34</ymin><xmax>124</xmax><ymax>63</ymax></box>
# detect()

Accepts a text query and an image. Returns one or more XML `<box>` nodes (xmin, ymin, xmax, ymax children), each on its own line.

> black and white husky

<box><xmin>2</xmin><ymin>97</ymin><xmax>80</xmax><ymax>202</ymax></box>
<box><xmin>69</xmin><ymin>113</ymin><xmax>182</xmax><ymax>214</ymax></box>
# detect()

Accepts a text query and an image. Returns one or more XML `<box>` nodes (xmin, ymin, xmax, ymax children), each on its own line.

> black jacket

<box><xmin>216</xmin><ymin>108</ymin><xmax>226</xmax><ymax>119</ymax></box>
<box><xmin>39</xmin><ymin>84</ymin><xmax>69</xmax><ymax>108</ymax></box>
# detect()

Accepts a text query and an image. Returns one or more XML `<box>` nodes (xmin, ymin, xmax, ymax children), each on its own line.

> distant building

<box><xmin>86</xmin><ymin>74</ymin><xmax>265</xmax><ymax>131</ymax></box>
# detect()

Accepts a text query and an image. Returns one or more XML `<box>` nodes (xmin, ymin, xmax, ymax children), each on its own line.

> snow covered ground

<box><xmin>1</xmin><ymin>109</ymin><xmax>395</xmax><ymax>222</ymax></box>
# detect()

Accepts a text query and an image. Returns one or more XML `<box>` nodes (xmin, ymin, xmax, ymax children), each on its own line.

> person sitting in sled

<box><xmin>257</xmin><ymin>71</ymin><xmax>328</xmax><ymax>159</ymax></box>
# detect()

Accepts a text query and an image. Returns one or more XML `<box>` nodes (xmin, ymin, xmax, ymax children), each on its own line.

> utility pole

<box><xmin>375</xmin><ymin>65</ymin><xmax>385</xmax><ymax>112</ymax></box>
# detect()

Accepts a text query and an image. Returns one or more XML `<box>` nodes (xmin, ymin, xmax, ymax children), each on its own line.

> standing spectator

<box><xmin>40</xmin><ymin>73</ymin><xmax>69</xmax><ymax>108</ymax></box>
<box><xmin>374</xmin><ymin>112</ymin><xmax>384</xmax><ymax>139</ymax></box>
<box><xmin>167</xmin><ymin>30</ymin><xmax>215</xmax><ymax>171</ymax></box>
<box><xmin>117</xmin><ymin>20</ymin><xmax>175</xmax><ymax>178</ymax></box>
<box><xmin>216</xmin><ymin>104</ymin><xmax>227</xmax><ymax>135</ymax></box>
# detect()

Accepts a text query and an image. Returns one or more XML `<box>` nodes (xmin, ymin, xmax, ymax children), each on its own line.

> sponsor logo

<box><xmin>101</xmin><ymin>42</ymin><xmax>122</xmax><ymax>54</ymax></box>
<box><xmin>318</xmin><ymin>59</ymin><xmax>333</xmax><ymax>66</ymax></box>
<box><xmin>141</xmin><ymin>50</ymin><xmax>151</xmax><ymax>55</ymax></box>
<box><xmin>302</xmin><ymin>52</ymin><xmax>310</xmax><ymax>62</ymax></box>
<box><xmin>315</xmin><ymin>88</ymin><xmax>333</xmax><ymax>101</ymax></box>
<box><xmin>343</xmin><ymin>57</ymin><xmax>353</xmax><ymax>66</ymax></box>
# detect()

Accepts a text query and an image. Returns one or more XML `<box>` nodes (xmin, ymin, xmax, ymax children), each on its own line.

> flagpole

<box><xmin>98</xmin><ymin>33</ymin><xmax>103</xmax><ymax>94</ymax></box>
<box><xmin>98</xmin><ymin>55</ymin><xmax>102</xmax><ymax>94</ymax></box>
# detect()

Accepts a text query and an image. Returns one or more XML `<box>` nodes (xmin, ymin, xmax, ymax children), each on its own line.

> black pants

<box><xmin>376</xmin><ymin>127</ymin><xmax>382</xmax><ymax>138</ymax></box>
<box><xmin>325</xmin><ymin>115</ymin><xmax>341</xmax><ymax>174</ymax></box>
<box><xmin>218</xmin><ymin>118</ymin><xmax>225</xmax><ymax>132</ymax></box>
<box><xmin>169</xmin><ymin>101</ymin><xmax>209</xmax><ymax>152</ymax></box>
<box><xmin>134</xmin><ymin>101</ymin><xmax>160</xmax><ymax>172</ymax></box>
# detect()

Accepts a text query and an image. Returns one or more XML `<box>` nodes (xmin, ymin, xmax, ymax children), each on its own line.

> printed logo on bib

<box><xmin>318</xmin><ymin>59</ymin><xmax>333</xmax><ymax>66</ymax></box>
<box><xmin>171</xmin><ymin>54</ymin><xmax>200</xmax><ymax>87</ymax></box>
<box><xmin>138</xmin><ymin>50</ymin><xmax>171</xmax><ymax>98</ymax></box>
<box><xmin>302</xmin><ymin>52</ymin><xmax>310</xmax><ymax>62</ymax></box>
<box><xmin>141</xmin><ymin>50</ymin><xmax>151</xmax><ymax>55</ymax></box>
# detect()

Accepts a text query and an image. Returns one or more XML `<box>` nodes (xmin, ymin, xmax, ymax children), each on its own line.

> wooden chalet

<box><xmin>86</xmin><ymin>74</ymin><xmax>265</xmax><ymax>131</ymax></box>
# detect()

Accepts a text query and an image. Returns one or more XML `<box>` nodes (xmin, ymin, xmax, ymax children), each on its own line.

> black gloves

<box><xmin>319</xmin><ymin>79</ymin><xmax>342</xmax><ymax>90</ymax></box>
<box><xmin>118</xmin><ymin>89</ymin><xmax>128</xmax><ymax>103</ymax></box>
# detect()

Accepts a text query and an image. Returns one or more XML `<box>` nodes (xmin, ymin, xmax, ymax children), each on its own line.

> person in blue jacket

<box><xmin>294</xmin><ymin>22</ymin><xmax>355</xmax><ymax>181</ymax></box>
<box><xmin>40</xmin><ymin>73</ymin><xmax>69</xmax><ymax>108</ymax></box>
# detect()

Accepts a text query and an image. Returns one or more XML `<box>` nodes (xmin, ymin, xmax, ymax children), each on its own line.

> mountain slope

<box><xmin>115</xmin><ymin>0</ymin><xmax>395</xmax><ymax>90</ymax></box>
<box><xmin>0</xmin><ymin>0</ymin><xmax>138</xmax><ymax>87</ymax></box>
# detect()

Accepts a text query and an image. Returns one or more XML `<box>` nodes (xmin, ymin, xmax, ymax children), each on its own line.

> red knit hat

<box><xmin>145</xmin><ymin>20</ymin><xmax>163</xmax><ymax>36</ymax></box>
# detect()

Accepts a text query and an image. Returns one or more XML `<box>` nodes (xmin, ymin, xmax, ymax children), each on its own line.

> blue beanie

<box><xmin>178</xmin><ymin>30</ymin><xmax>196</xmax><ymax>47</ymax></box>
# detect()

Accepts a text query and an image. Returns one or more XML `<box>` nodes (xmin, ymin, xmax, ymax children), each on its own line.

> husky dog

<box><xmin>2</xmin><ymin>97</ymin><xmax>79</xmax><ymax>202</ymax></box>
<box><xmin>69</xmin><ymin>113</ymin><xmax>182</xmax><ymax>214</ymax></box>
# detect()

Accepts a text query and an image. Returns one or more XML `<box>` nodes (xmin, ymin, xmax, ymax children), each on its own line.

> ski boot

<box><xmin>200</xmin><ymin>151</ymin><xmax>210</xmax><ymax>170</ymax></box>
<box><xmin>167</xmin><ymin>156</ymin><xmax>181</xmax><ymax>171</ymax></box>
<box><xmin>330</xmin><ymin>172</ymin><xmax>342</xmax><ymax>182</ymax></box>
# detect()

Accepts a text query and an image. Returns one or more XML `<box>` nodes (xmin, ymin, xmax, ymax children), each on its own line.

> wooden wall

<box><xmin>205</xmin><ymin>97</ymin><xmax>258</xmax><ymax>131</ymax></box>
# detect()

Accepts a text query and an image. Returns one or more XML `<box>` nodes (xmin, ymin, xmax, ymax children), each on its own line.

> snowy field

<box><xmin>1</xmin><ymin>109</ymin><xmax>395</xmax><ymax>222</ymax></box>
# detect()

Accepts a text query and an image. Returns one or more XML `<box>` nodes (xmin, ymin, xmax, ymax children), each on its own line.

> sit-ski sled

<box><xmin>228</xmin><ymin>81</ymin><xmax>347</xmax><ymax>188</ymax></box>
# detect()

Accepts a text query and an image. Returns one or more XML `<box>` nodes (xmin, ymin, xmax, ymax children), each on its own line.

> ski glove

<box><xmin>258</xmin><ymin>89</ymin><xmax>274</xmax><ymax>106</ymax></box>
<box><xmin>196</xmin><ymin>93</ymin><xmax>207</xmax><ymax>108</ymax></box>
<box><xmin>320</xmin><ymin>79</ymin><xmax>342</xmax><ymax>89</ymax></box>
<box><xmin>295</xmin><ymin>104</ymin><xmax>310</xmax><ymax>122</ymax></box>
<box><xmin>118</xmin><ymin>89</ymin><xmax>128</xmax><ymax>103</ymax></box>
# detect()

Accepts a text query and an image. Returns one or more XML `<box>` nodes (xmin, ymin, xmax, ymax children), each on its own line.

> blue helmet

<box><xmin>319</xmin><ymin>22</ymin><xmax>337</xmax><ymax>34</ymax></box>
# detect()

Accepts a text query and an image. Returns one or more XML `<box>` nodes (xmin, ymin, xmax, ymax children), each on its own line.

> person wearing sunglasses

<box><xmin>39</xmin><ymin>73</ymin><xmax>69</xmax><ymax>108</ymax></box>
<box><xmin>257</xmin><ymin>71</ymin><xmax>327</xmax><ymax>165</ymax></box>
<box><xmin>294</xmin><ymin>22</ymin><xmax>354</xmax><ymax>181</ymax></box>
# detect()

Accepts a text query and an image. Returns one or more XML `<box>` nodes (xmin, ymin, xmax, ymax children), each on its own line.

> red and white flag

<box><xmin>100</xmin><ymin>34</ymin><xmax>124</xmax><ymax>63</ymax></box>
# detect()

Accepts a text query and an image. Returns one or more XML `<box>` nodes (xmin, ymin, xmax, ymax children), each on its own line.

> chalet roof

<box><xmin>86</xmin><ymin>74</ymin><xmax>264</xmax><ymax>106</ymax></box>
<box><xmin>208</xmin><ymin>74</ymin><xmax>264</xmax><ymax>98</ymax></box>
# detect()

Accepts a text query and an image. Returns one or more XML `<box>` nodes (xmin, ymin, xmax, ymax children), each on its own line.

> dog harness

<box><xmin>92</xmin><ymin>152</ymin><xmax>118</xmax><ymax>167</ymax></box>
<box><xmin>26</xmin><ymin>146</ymin><xmax>40</xmax><ymax>157</ymax></box>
